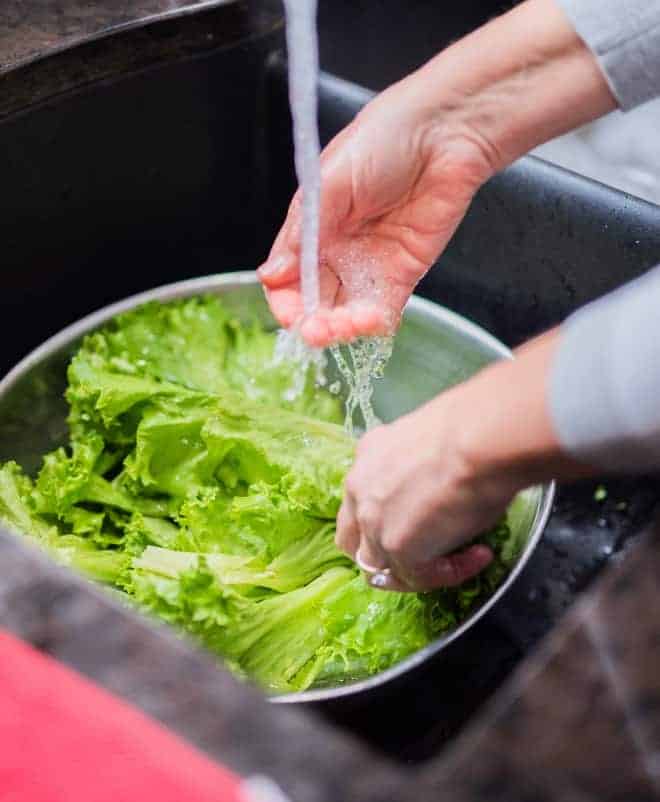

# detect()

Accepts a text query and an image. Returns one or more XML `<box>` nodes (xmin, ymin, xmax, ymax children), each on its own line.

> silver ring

<box><xmin>355</xmin><ymin>547</ymin><xmax>391</xmax><ymax>576</ymax></box>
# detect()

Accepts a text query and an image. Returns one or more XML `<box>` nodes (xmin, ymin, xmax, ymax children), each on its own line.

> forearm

<box><xmin>424</xmin><ymin>329</ymin><xmax>595</xmax><ymax>503</ymax></box>
<box><xmin>404</xmin><ymin>0</ymin><xmax>617</xmax><ymax>175</ymax></box>
<box><xmin>428</xmin><ymin>263</ymin><xmax>660</xmax><ymax>493</ymax></box>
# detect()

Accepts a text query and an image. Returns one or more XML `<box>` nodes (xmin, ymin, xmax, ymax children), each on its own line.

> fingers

<box><xmin>369</xmin><ymin>545</ymin><xmax>493</xmax><ymax>593</ymax></box>
<box><xmin>263</xmin><ymin>286</ymin><xmax>388</xmax><ymax>344</ymax></box>
<box><xmin>257</xmin><ymin>191</ymin><xmax>302</xmax><ymax>290</ymax></box>
<box><xmin>338</xmin><ymin>475</ymin><xmax>493</xmax><ymax>593</ymax></box>
<box><xmin>259</xmin><ymin>138</ymin><xmax>351</xmax><ymax>293</ymax></box>
<box><xmin>365</xmin><ymin>545</ymin><xmax>492</xmax><ymax>592</ymax></box>
<box><xmin>259</xmin><ymin>131</ymin><xmax>358</xmax><ymax>330</ymax></box>
<box><xmin>258</xmin><ymin>251</ymin><xmax>300</xmax><ymax>290</ymax></box>
<box><xmin>335</xmin><ymin>497</ymin><xmax>360</xmax><ymax>557</ymax></box>
<box><xmin>399</xmin><ymin>545</ymin><xmax>494</xmax><ymax>592</ymax></box>
<box><xmin>337</xmin><ymin>494</ymin><xmax>389</xmax><ymax>572</ymax></box>
<box><xmin>355</xmin><ymin>537</ymin><xmax>388</xmax><ymax>574</ymax></box>
<box><xmin>300</xmin><ymin>304</ymin><xmax>388</xmax><ymax>348</ymax></box>
<box><xmin>264</xmin><ymin>286</ymin><xmax>304</xmax><ymax>328</ymax></box>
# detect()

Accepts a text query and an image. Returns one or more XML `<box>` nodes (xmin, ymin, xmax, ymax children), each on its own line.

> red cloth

<box><xmin>0</xmin><ymin>629</ymin><xmax>245</xmax><ymax>802</ymax></box>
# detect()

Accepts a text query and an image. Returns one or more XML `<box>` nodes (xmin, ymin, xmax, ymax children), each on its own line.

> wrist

<box><xmin>432</xmin><ymin>329</ymin><xmax>594</xmax><ymax>501</ymax></box>
<box><xmin>413</xmin><ymin>0</ymin><xmax>617</xmax><ymax>176</ymax></box>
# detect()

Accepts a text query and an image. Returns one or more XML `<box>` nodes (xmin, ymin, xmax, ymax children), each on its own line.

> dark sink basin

<box><xmin>318</xmin><ymin>0</ymin><xmax>515</xmax><ymax>92</ymax></box>
<box><xmin>1</xmin><ymin>0</ymin><xmax>660</xmax><ymax>769</ymax></box>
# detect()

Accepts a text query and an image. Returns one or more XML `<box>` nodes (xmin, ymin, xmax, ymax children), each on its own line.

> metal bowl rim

<box><xmin>0</xmin><ymin>271</ymin><xmax>555</xmax><ymax>703</ymax></box>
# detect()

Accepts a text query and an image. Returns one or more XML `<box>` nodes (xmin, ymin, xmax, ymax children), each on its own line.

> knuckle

<box><xmin>369</xmin><ymin>486</ymin><xmax>386</xmax><ymax>505</ymax></box>
<box><xmin>344</xmin><ymin>473</ymin><xmax>360</xmax><ymax>498</ymax></box>
<box><xmin>381</xmin><ymin>530</ymin><xmax>407</xmax><ymax>559</ymax></box>
<box><xmin>356</xmin><ymin>501</ymin><xmax>380</xmax><ymax>533</ymax></box>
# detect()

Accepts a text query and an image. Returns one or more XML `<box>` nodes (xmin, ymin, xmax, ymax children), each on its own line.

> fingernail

<box><xmin>258</xmin><ymin>255</ymin><xmax>286</xmax><ymax>278</ymax></box>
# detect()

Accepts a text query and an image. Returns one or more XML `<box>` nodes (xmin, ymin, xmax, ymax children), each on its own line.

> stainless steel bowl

<box><xmin>0</xmin><ymin>272</ymin><xmax>554</xmax><ymax>702</ymax></box>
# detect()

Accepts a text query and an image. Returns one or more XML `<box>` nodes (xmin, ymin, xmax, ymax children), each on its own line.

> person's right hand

<box><xmin>258</xmin><ymin>77</ymin><xmax>496</xmax><ymax>347</ymax></box>
<box><xmin>259</xmin><ymin>0</ymin><xmax>616</xmax><ymax>348</ymax></box>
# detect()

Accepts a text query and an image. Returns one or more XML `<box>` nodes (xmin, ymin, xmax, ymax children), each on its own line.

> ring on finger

<box><xmin>355</xmin><ymin>546</ymin><xmax>391</xmax><ymax>576</ymax></box>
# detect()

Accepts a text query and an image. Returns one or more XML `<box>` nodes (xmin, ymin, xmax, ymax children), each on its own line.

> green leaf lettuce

<box><xmin>0</xmin><ymin>296</ymin><xmax>526</xmax><ymax>692</ymax></box>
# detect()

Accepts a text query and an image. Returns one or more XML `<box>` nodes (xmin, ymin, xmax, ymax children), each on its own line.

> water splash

<box><xmin>330</xmin><ymin>336</ymin><xmax>393</xmax><ymax>434</ymax></box>
<box><xmin>272</xmin><ymin>328</ymin><xmax>326</xmax><ymax>402</ymax></box>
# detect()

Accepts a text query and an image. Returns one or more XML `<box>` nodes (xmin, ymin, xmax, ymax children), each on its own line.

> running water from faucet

<box><xmin>282</xmin><ymin>0</ymin><xmax>321</xmax><ymax>316</ymax></box>
<box><xmin>275</xmin><ymin>0</ymin><xmax>326</xmax><ymax>392</ymax></box>
<box><xmin>277</xmin><ymin>0</ymin><xmax>393</xmax><ymax>431</ymax></box>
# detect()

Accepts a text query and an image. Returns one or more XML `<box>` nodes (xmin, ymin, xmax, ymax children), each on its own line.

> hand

<box><xmin>259</xmin><ymin>0</ymin><xmax>615</xmax><ymax>348</ymax></box>
<box><xmin>336</xmin><ymin>330</ymin><xmax>593</xmax><ymax>592</ymax></box>
<box><xmin>258</xmin><ymin>79</ymin><xmax>495</xmax><ymax>347</ymax></box>
<box><xmin>336</xmin><ymin>402</ymin><xmax>504</xmax><ymax>593</ymax></box>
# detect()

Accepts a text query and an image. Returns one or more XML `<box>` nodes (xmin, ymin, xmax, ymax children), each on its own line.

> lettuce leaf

<box><xmin>0</xmin><ymin>296</ymin><xmax>525</xmax><ymax>693</ymax></box>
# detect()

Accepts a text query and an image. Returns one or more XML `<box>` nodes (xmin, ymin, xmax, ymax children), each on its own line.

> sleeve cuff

<box><xmin>555</xmin><ymin>0</ymin><xmax>660</xmax><ymax>111</ymax></box>
<box><xmin>549</xmin><ymin>266</ymin><xmax>660</xmax><ymax>473</ymax></box>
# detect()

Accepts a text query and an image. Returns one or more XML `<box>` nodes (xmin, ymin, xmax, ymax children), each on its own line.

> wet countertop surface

<box><xmin>419</xmin><ymin>519</ymin><xmax>660</xmax><ymax>802</ymax></box>
<box><xmin>0</xmin><ymin>0</ymin><xmax>281</xmax><ymax>119</ymax></box>
<box><xmin>0</xmin><ymin>1</ymin><xmax>221</xmax><ymax>72</ymax></box>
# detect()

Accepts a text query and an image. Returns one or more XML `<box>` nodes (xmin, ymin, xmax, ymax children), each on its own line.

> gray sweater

<box><xmin>557</xmin><ymin>0</ymin><xmax>660</xmax><ymax>110</ymax></box>
<box><xmin>548</xmin><ymin>0</ymin><xmax>660</xmax><ymax>473</ymax></box>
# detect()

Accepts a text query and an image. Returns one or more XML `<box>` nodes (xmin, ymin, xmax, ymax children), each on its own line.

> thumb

<box><xmin>258</xmin><ymin>137</ymin><xmax>355</xmax><ymax>289</ymax></box>
<box><xmin>257</xmin><ymin>190</ymin><xmax>302</xmax><ymax>289</ymax></box>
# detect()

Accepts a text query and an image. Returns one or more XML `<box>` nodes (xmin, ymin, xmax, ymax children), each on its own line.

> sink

<box><xmin>1</xmin><ymin>6</ymin><xmax>660</xmax><ymax>766</ymax></box>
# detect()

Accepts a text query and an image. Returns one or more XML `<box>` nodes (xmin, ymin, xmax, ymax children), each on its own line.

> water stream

<box><xmin>282</xmin><ymin>0</ymin><xmax>321</xmax><ymax>315</ymax></box>
<box><xmin>279</xmin><ymin>0</ymin><xmax>392</xmax><ymax>433</ymax></box>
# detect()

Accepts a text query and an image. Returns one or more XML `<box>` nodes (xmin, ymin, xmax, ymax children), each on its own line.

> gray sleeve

<box><xmin>555</xmin><ymin>0</ymin><xmax>660</xmax><ymax>111</ymax></box>
<box><xmin>549</xmin><ymin>265</ymin><xmax>660</xmax><ymax>473</ymax></box>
